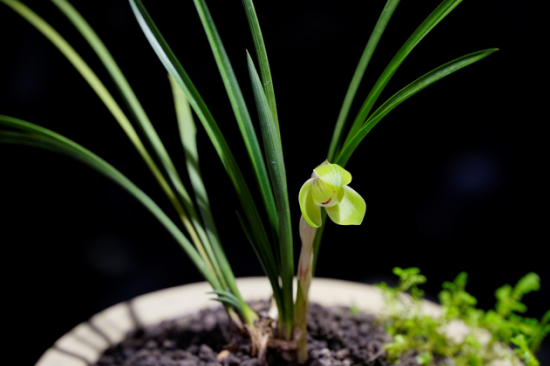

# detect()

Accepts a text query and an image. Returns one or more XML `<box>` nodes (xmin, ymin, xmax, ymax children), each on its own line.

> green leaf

<box><xmin>192</xmin><ymin>0</ymin><xmax>278</xmax><ymax>242</ymax></box>
<box><xmin>454</xmin><ymin>272</ymin><xmax>468</xmax><ymax>289</ymax></box>
<box><xmin>439</xmin><ymin>272</ymin><xmax>478</xmax><ymax>321</ymax></box>
<box><xmin>496</xmin><ymin>272</ymin><xmax>541</xmax><ymax>318</ymax></box>
<box><xmin>128</xmin><ymin>0</ymin><xmax>283</xmax><ymax>315</ymax></box>
<box><xmin>314</xmin><ymin>164</ymin><xmax>352</xmax><ymax>188</ymax></box>
<box><xmin>394</xmin><ymin>267</ymin><xmax>426</xmax><ymax>295</ymax></box>
<box><xmin>49</xmin><ymin>0</ymin><xmax>214</xmax><ymax>262</ymax></box>
<box><xmin>344</xmin><ymin>0</ymin><xmax>463</xmax><ymax>147</ymax></box>
<box><xmin>209</xmin><ymin>290</ymin><xmax>246</xmax><ymax>314</ymax></box>
<box><xmin>336</xmin><ymin>49</ymin><xmax>498</xmax><ymax>166</ymax></box>
<box><xmin>3</xmin><ymin>0</ymin><xmax>221</xmax><ymax>282</ymax></box>
<box><xmin>247</xmin><ymin>52</ymin><xmax>294</xmax><ymax>335</ymax></box>
<box><xmin>513</xmin><ymin>273</ymin><xmax>540</xmax><ymax>299</ymax></box>
<box><xmin>241</xmin><ymin>0</ymin><xmax>279</xmax><ymax>132</ymax></box>
<box><xmin>50</xmin><ymin>0</ymin><xmax>184</xmax><ymax>196</ymax></box>
<box><xmin>209</xmin><ymin>290</ymin><xmax>252</xmax><ymax>316</ymax></box>
<box><xmin>299</xmin><ymin>179</ymin><xmax>322</xmax><ymax>228</ymax></box>
<box><xmin>0</xmin><ymin>115</ymin><xmax>219</xmax><ymax>289</ymax></box>
<box><xmin>170</xmin><ymin>75</ymin><xmax>223</xmax><ymax>279</ymax></box>
<box><xmin>327</xmin><ymin>0</ymin><xmax>401</xmax><ymax>161</ymax></box>
<box><xmin>511</xmin><ymin>335</ymin><xmax>540</xmax><ymax>366</ymax></box>
<box><xmin>415</xmin><ymin>351</ymin><xmax>432</xmax><ymax>365</ymax></box>
<box><xmin>170</xmin><ymin>76</ymin><xmax>257</xmax><ymax>324</ymax></box>
<box><xmin>325</xmin><ymin>186</ymin><xmax>366</xmax><ymax>225</ymax></box>
<box><xmin>0</xmin><ymin>0</ymin><xmax>154</xmax><ymax>192</ymax></box>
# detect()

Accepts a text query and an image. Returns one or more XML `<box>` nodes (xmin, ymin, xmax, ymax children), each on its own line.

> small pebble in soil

<box><xmin>94</xmin><ymin>301</ymin><xmax>420</xmax><ymax>366</ymax></box>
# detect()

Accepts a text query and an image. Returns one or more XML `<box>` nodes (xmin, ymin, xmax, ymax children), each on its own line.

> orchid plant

<box><xmin>0</xmin><ymin>0</ymin><xmax>495</xmax><ymax>363</ymax></box>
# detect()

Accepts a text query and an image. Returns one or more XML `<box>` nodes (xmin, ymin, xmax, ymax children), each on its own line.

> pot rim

<box><xmin>35</xmin><ymin>276</ymin><xmax>515</xmax><ymax>366</ymax></box>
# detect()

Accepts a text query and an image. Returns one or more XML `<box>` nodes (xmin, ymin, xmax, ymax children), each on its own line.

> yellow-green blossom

<box><xmin>299</xmin><ymin>161</ymin><xmax>366</xmax><ymax>228</ymax></box>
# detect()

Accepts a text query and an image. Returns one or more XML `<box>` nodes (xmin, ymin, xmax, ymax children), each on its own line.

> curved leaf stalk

<box><xmin>0</xmin><ymin>115</ymin><xmax>220</xmax><ymax>289</ymax></box>
<box><xmin>327</xmin><ymin>0</ymin><xmax>401</xmax><ymax>162</ymax></box>
<box><xmin>1</xmin><ymin>0</ymin><xmax>220</xmax><ymax>282</ymax></box>
<box><xmin>336</xmin><ymin>49</ymin><xmax>497</xmax><ymax>167</ymax></box>
<box><xmin>344</xmin><ymin>0</ymin><xmax>463</xmax><ymax>148</ymax></box>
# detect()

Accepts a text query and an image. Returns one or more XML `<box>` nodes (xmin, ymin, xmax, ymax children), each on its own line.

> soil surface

<box><xmin>94</xmin><ymin>302</ymin><xmax>419</xmax><ymax>366</ymax></box>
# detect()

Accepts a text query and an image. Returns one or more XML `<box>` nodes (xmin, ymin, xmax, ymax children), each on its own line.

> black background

<box><xmin>0</xmin><ymin>1</ymin><xmax>548</xmax><ymax>364</ymax></box>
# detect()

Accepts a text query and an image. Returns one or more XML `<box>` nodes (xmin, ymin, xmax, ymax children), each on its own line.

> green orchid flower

<box><xmin>299</xmin><ymin>161</ymin><xmax>366</xmax><ymax>228</ymax></box>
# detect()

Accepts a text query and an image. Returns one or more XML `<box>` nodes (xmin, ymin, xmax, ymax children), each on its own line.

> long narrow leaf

<box><xmin>241</xmin><ymin>0</ymin><xmax>279</xmax><ymax>132</ymax></box>
<box><xmin>170</xmin><ymin>76</ymin><xmax>257</xmax><ymax>324</ymax></box>
<box><xmin>344</xmin><ymin>0</ymin><xmax>463</xmax><ymax>147</ymax></box>
<box><xmin>192</xmin><ymin>0</ymin><xmax>279</xmax><ymax>241</ymax></box>
<box><xmin>128</xmin><ymin>0</ymin><xmax>283</xmax><ymax>313</ymax></box>
<box><xmin>49</xmin><ymin>0</ymin><xmax>217</xmax><ymax>279</ymax></box>
<box><xmin>327</xmin><ymin>0</ymin><xmax>400</xmax><ymax>161</ymax></box>
<box><xmin>247</xmin><ymin>53</ymin><xmax>294</xmax><ymax>336</ymax></box>
<box><xmin>209</xmin><ymin>290</ymin><xmax>247</xmax><ymax>314</ymax></box>
<box><xmin>0</xmin><ymin>115</ymin><xmax>220</xmax><ymax>288</ymax></box>
<box><xmin>336</xmin><ymin>49</ymin><xmax>498</xmax><ymax>167</ymax></box>
<box><xmin>1</xmin><ymin>0</ymin><xmax>218</xmax><ymax>277</ymax></box>
<box><xmin>169</xmin><ymin>75</ymin><xmax>225</xmax><ymax>286</ymax></box>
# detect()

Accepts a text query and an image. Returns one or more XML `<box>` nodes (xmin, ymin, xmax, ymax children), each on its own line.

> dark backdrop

<box><xmin>0</xmin><ymin>1</ymin><xmax>547</xmax><ymax>364</ymax></box>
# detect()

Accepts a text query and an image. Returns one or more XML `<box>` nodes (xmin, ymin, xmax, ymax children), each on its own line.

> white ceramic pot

<box><xmin>35</xmin><ymin>277</ymin><xmax>515</xmax><ymax>366</ymax></box>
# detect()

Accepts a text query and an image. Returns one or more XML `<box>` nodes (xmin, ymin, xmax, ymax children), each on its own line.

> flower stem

<box><xmin>294</xmin><ymin>216</ymin><xmax>317</xmax><ymax>363</ymax></box>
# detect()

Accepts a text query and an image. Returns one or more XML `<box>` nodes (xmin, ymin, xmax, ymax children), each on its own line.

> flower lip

<box><xmin>321</xmin><ymin>197</ymin><xmax>332</xmax><ymax>205</ymax></box>
<box><xmin>311</xmin><ymin>179</ymin><xmax>339</xmax><ymax>207</ymax></box>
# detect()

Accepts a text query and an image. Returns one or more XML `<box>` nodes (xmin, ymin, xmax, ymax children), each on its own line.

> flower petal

<box><xmin>325</xmin><ymin>186</ymin><xmax>366</xmax><ymax>225</ymax></box>
<box><xmin>299</xmin><ymin>178</ymin><xmax>322</xmax><ymax>227</ymax></box>
<box><xmin>314</xmin><ymin>164</ymin><xmax>352</xmax><ymax>188</ymax></box>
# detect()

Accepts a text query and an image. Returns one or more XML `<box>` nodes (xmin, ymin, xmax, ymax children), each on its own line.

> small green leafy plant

<box><xmin>1</xmin><ymin>0</ymin><xmax>500</xmax><ymax>363</ymax></box>
<box><xmin>377</xmin><ymin>268</ymin><xmax>549</xmax><ymax>365</ymax></box>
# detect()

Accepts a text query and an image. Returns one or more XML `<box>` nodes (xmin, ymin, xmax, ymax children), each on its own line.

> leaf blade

<box><xmin>0</xmin><ymin>115</ymin><xmax>220</xmax><ymax>289</ymax></box>
<box><xmin>344</xmin><ymin>0</ymin><xmax>463</xmax><ymax>148</ymax></box>
<box><xmin>169</xmin><ymin>74</ymin><xmax>228</xmax><ymax>290</ymax></box>
<box><xmin>327</xmin><ymin>0</ymin><xmax>401</xmax><ymax>161</ymax></box>
<box><xmin>336</xmin><ymin>49</ymin><xmax>498</xmax><ymax>167</ymax></box>
<box><xmin>247</xmin><ymin>53</ymin><xmax>294</xmax><ymax>336</ymax></box>
<box><xmin>241</xmin><ymin>0</ymin><xmax>279</xmax><ymax>132</ymax></box>
<box><xmin>192</xmin><ymin>0</ymin><xmax>279</xmax><ymax>241</ymax></box>
<box><xmin>50</xmin><ymin>0</ymin><xmax>212</xmax><ymax>265</ymax></box>
<box><xmin>170</xmin><ymin>76</ymin><xmax>257</xmax><ymax>323</ymax></box>
<box><xmin>3</xmin><ymin>0</ymin><xmax>218</xmax><ymax>282</ymax></box>
<box><xmin>128</xmin><ymin>0</ymin><xmax>283</xmax><ymax>312</ymax></box>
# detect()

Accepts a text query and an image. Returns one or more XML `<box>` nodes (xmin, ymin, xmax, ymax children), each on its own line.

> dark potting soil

<box><xmin>94</xmin><ymin>302</ymin><xmax>419</xmax><ymax>366</ymax></box>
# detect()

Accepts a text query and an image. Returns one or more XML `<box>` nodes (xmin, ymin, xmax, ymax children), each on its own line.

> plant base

<box><xmin>94</xmin><ymin>301</ymin><xmax>414</xmax><ymax>366</ymax></box>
